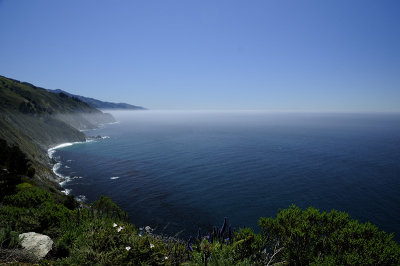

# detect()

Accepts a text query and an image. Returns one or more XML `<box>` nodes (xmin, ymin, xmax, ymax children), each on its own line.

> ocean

<box><xmin>49</xmin><ymin>111</ymin><xmax>400</xmax><ymax>239</ymax></box>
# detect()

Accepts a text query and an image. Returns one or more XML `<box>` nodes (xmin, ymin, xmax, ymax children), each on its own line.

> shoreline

<box><xmin>47</xmin><ymin>120</ymin><xmax>117</xmax><ymax>196</ymax></box>
<box><xmin>47</xmin><ymin>140</ymin><xmax>90</xmax><ymax>195</ymax></box>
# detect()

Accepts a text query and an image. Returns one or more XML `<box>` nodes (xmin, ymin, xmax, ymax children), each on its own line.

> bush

<box><xmin>0</xmin><ymin>139</ymin><xmax>36</xmax><ymax>200</ymax></box>
<box><xmin>232</xmin><ymin>227</ymin><xmax>263</xmax><ymax>262</ymax></box>
<box><xmin>0</xmin><ymin>205</ymin><xmax>41</xmax><ymax>233</ymax></box>
<box><xmin>37</xmin><ymin>201</ymin><xmax>71</xmax><ymax>237</ymax></box>
<box><xmin>3</xmin><ymin>183</ymin><xmax>53</xmax><ymax>208</ymax></box>
<box><xmin>0</xmin><ymin>227</ymin><xmax>20</xmax><ymax>249</ymax></box>
<box><xmin>91</xmin><ymin>195</ymin><xmax>128</xmax><ymax>221</ymax></box>
<box><xmin>58</xmin><ymin>218</ymin><xmax>171</xmax><ymax>265</ymax></box>
<box><xmin>63</xmin><ymin>195</ymin><xmax>79</xmax><ymax>210</ymax></box>
<box><xmin>0</xmin><ymin>139</ymin><xmax>30</xmax><ymax>175</ymax></box>
<box><xmin>258</xmin><ymin>205</ymin><xmax>400</xmax><ymax>265</ymax></box>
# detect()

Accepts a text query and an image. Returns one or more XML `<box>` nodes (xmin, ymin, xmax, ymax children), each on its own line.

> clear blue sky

<box><xmin>0</xmin><ymin>0</ymin><xmax>399</xmax><ymax>111</ymax></box>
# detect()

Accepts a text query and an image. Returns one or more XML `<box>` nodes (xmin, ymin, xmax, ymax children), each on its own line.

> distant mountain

<box><xmin>48</xmin><ymin>89</ymin><xmax>146</xmax><ymax>110</ymax></box>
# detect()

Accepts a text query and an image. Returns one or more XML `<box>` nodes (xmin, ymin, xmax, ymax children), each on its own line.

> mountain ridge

<box><xmin>48</xmin><ymin>89</ymin><xmax>146</xmax><ymax>110</ymax></box>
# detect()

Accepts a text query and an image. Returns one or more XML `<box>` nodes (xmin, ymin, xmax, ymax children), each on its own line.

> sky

<box><xmin>0</xmin><ymin>0</ymin><xmax>399</xmax><ymax>111</ymax></box>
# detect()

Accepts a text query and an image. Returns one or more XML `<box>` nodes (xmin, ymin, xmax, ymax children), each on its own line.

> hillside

<box><xmin>0</xmin><ymin>75</ymin><xmax>115</xmax><ymax>184</ymax></box>
<box><xmin>48</xmin><ymin>89</ymin><xmax>146</xmax><ymax>110</ymax></box>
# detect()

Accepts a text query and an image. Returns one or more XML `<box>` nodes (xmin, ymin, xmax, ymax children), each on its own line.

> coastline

<box><xmin>47</xmin><ymin>119</ymin><xmax>117</xmax><ymax>196</ymax></box>
<box><xmin>47</xmin><ymin>140</ymin><xmax>90</xmax><ymax>195</ymax></box>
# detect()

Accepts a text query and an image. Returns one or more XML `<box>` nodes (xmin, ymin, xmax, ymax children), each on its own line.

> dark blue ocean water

<box><xmin>51</xmin><ymin>111</ymin><xmax>400</xmax><ymax>240</ymax></box>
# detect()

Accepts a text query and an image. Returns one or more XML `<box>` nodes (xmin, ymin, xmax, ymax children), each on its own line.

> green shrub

<box><xmin>232</xmin><ymin>227</ymin><xmax>263</xmax><ymax>263</ymax></box>
<box><xmin>0</xmin><ymin>173</ymin><xmax>21</xmax><ymax>200</ymax></box>
<box><xmin>0</xmin><ymin>205</ymin><xmax>41</xmax><ymax>233</ymax></box>
<box><xmin>63</xmin><ymin>195</ymin><xmax>79</xmax><ymax>210</ymax></box>
<box><xmin>37</xmin><ymin>201</ymin><xmax>71</xmax><ymax>237</ymax></box>
<box><xmin>58</xmin><ymin>218</ymin><xmax>171</xmax><ymax>265</ymax></box>
<box><xmin>258</xmin><ymin>205</ymin><xmax>400</xmax><ymax>265</ymax></box>
<box><xmin>3</xmin><ymin>183</ymin><xmax>53</xmax><ymax>208</ymax></box>
<box><xmin>0</xmin><ymin>227</ymin><xmax>21</xmax><ymax>249</ymax></box>
<box><xmin>188</xmin><ymin>241</ymin><xmax>233</xmax><ymax>266</ymax></box>
<box><xmin>91</xmin><ymin>195</ymin><xmax>128</xmax><ymax>221</ymax></box>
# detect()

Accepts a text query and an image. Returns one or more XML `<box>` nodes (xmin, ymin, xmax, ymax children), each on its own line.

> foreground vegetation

<box><xmin>1</xmin><ymin>141</ymin><xmax>400</xmax><ymax>265</ymax></box>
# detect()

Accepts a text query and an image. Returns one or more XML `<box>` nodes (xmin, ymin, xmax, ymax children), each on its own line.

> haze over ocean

<box><xmin>51</xmin><ymin>111</ymin><xmax>400</xmax><ymax>239</ymax></box>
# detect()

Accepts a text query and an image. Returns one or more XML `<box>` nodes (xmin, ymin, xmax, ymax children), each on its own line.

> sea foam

<box><xmin>47</xmin><ymin>138</ymin><xmax>106</xmax><ymax>198</ymax></box>
<box><xmin>52</xmin><ymin>163</ymin><xmax>68</xmax><ymax>180</ymax></box>
<box><xmin>48</xmin><ymin>141</ymin><xmax>88</xmax><ymax>195</ymax></box>
<box><xmin>76</xmin><ymin>195</ymin><xmax>87</xmax><ymax>202</ymax></box>
<box><xmin>61</xmin><ymin>188</ymin><xmax>72</xmax><ymax>195</ymax></box>
<box><xmin>48</xmin><ymin>141</ymin><xmax>86</xmax><ymax>159</ymax></box>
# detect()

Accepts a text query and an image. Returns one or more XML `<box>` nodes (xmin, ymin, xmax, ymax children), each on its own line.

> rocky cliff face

<box><xmin>0</xmin><ymin>75</ymin><xmax>116</xmax><ymax>184</ymax></box>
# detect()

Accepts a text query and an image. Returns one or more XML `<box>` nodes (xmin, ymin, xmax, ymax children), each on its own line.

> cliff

<box><xmin>0</xmin><ymin>75</ymin><xmax>115</xmax><ymax>184</ymax></box>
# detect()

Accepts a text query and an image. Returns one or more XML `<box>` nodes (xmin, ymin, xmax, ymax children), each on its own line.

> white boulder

<box><xmin>19</xmin><ymin>232</ymin><xmax>53</xmax><ymax>259</ymax></box>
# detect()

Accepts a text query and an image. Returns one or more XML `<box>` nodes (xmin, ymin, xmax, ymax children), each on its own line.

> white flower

<box><xmin>150</xmin><ymin>243</ymin><xmax>154</xmax><ymax>249</ymax></box>
<box><xmin>117</xmin><ymin>226</ymin><xmax>124</xmax><ymax>232</ymax></box>
<box><xmin>165</xmin><ymin>256</ymin><xmax>168</xmax><ymax>260</ymax></box>
<box><xmin>125</xmin><ymin>246</ymin><xmax>131</xmax><ymax>251</ymax></box>
<box><xmin>113</xmin><ymin>223</ymin><xmax>117</xmax><ymax>228</ymax></box>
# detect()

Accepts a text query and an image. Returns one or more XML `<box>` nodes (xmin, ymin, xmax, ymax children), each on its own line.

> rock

<box><xmin>145</xmin><ymin>226</ymin><xmax>152</xmax><ymax>234</ymax></box>
<box><xmin>19</xmin><ymin>232</ymin><xmax>53</xmax><ymax>259</ymax></box>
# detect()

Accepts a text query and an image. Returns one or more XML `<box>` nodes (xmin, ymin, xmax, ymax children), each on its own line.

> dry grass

<box><xmin>0</xmin><ymin>248</ymin><xmax>37</xmax><ymax>264</ymax></box>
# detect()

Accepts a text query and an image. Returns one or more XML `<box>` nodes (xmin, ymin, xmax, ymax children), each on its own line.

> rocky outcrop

<box><xmin>19</xmin><ymin>232</ymin><xmax>53</xmax><ymax>260</ymax></box>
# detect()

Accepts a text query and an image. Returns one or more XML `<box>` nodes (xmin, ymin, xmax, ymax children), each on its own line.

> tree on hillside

<box><xmin>0</xmin><ymin>139</ymin><xmax>34</xmax><ymax>200</ymax></box>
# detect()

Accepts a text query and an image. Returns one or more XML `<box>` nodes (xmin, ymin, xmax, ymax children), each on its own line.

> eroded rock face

<box><xmin>19</xmin><ymin>232</ymin><xmax>53</xmax><ymax>259</ymax></box>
